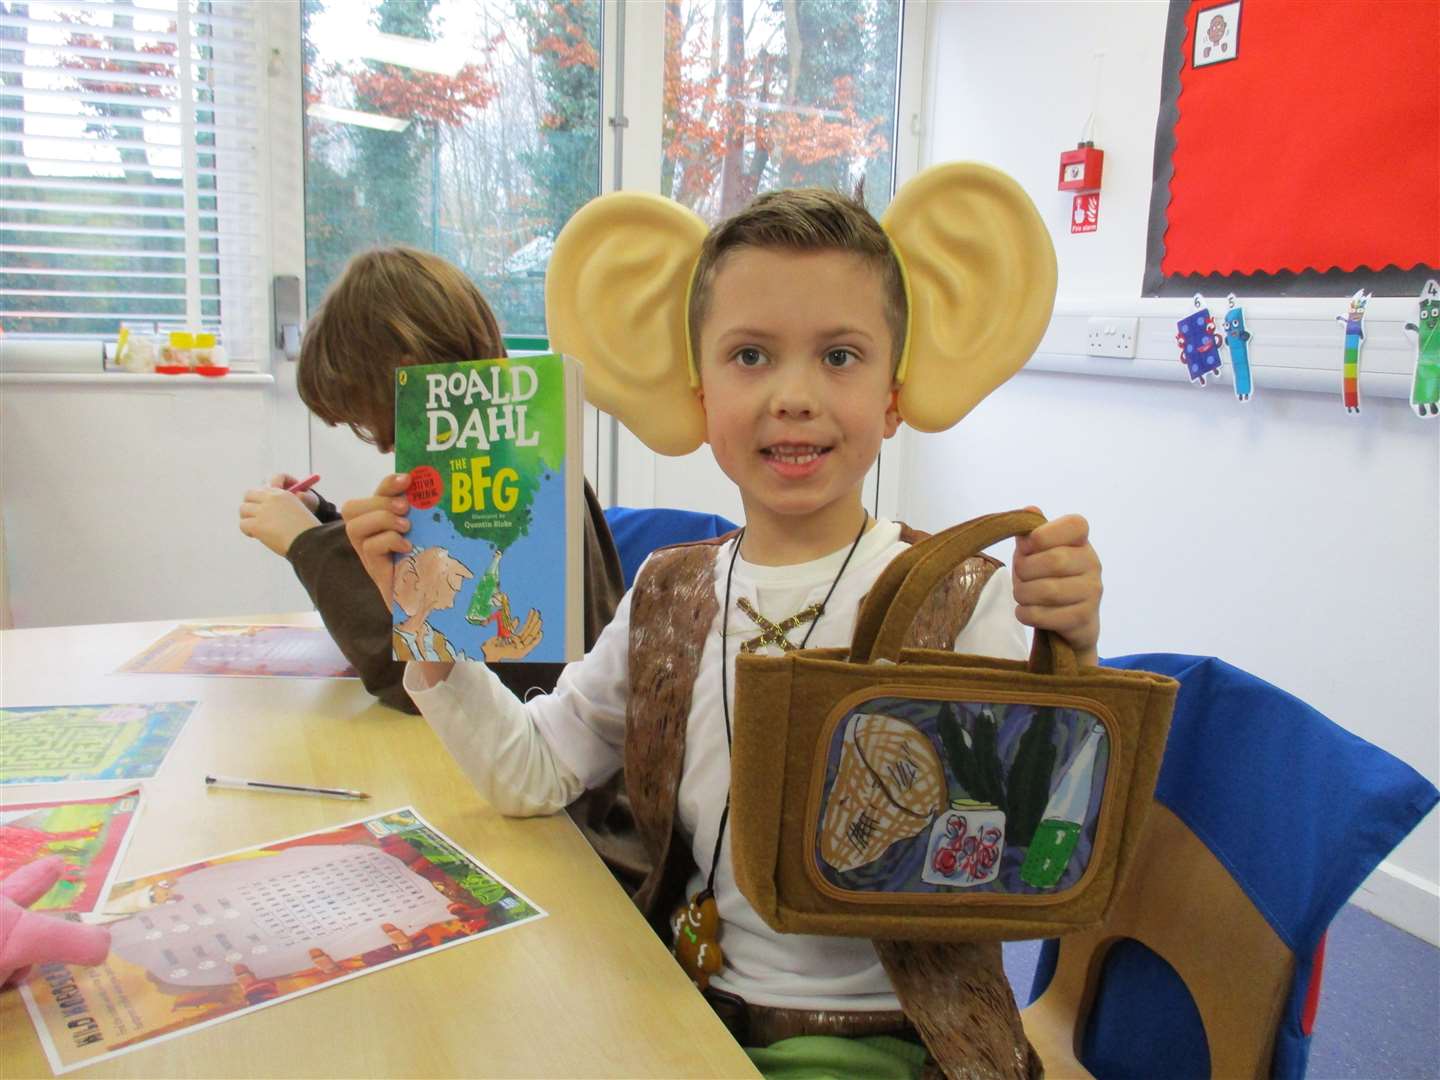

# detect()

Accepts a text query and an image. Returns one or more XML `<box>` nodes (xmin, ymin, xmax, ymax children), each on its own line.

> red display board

<box><xmin>1163</xmin><ymin>0</ymin><xmax>1439</xmax><ymax>278</ymax></box>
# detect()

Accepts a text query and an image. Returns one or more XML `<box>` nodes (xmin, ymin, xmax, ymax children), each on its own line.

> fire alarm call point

<box><xmin>1060</xmin><ymin>141</ymin><xmax>1104</xmax><ymax>234</ymax></box>
<box><xmin>1058</xmin><ymin>142</ymin><xmax>1104</xmax><ymax>192</ymax></box>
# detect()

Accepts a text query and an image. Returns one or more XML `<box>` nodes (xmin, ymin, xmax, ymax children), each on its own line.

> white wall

<box><xmin>912</xmin><ymin>1</ymin><xmax>1438</xmax><ymax>940</ymax></box>
<box><xmin>0</xmin><ymin>376</ymin><xmax>311</xmax><ymax>628</ymax></box>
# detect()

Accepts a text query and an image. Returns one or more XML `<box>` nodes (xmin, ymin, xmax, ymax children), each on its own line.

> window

<box><xmin>662</xmin><ymin>0</ymin><xmax>903</xmax><ymax>222</ymax></box>
<box><xmin>301</xmin><ymin>0</ymin><xmax>602</xmax><ymax>336</ymax></box>
<box><xmin>1</xmin><ymin>0</ymin><xmax>267</xmax><ymax>362</ymax></box>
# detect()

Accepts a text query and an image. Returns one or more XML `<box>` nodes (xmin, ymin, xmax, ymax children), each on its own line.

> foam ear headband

<box><xmin>545</xmin><ymin>163</ymin><xmax>1057</xmax><ymax>456</ymax></box>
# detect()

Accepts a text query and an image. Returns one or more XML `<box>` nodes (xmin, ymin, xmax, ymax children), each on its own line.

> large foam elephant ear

<box><xmin>881</xmin><ymin>163</ymin><xmax>1057</xmax><ymax>432</ymax></box>
<box><xmin>546</xmin><ymin>192</ymin><xmax>709</xmax><ymax>456</ymax></box>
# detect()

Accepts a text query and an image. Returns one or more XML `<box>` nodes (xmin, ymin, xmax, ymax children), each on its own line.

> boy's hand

<box><xmin>238</xmin><ymin>487</ymin><xmax>320</xmax><ymax>557</ymax></box>
<box><xmin>341</xmin><ymin>474</ymin><xmax>413</xmax><ymax>605</ymax></box>
<box><xmin>267</xmin><ymin>472</ymin><xmax>320</xmax><ymax>513</ymax></box>
<box><xmin>1012</xmin><ymin>509</ymin><xmax>1102</xmax><ymax>668</ymax></box>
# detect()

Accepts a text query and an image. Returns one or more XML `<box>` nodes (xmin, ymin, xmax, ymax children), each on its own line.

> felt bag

<box><xmin>728</xmin><ymin>510</ymin><xmax>1179</xmax><ymax>943</ymax></box>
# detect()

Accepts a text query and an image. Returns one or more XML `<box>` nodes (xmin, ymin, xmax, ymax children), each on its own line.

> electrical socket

<box><xmin>1086</xmin><ymin>316</ymin><xmax>1139</xmax><ymax>359</ymax></box>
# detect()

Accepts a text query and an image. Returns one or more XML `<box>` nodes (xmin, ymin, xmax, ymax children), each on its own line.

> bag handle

<box><xmin>850</xmin><ymin>510</ymin><xmax>1039</xmax><ymax>660</ymax></box>
<box><xmin>849</xmin><ymin>510</ymin><xmax>1079</xmax><ymax>677</ymax></box>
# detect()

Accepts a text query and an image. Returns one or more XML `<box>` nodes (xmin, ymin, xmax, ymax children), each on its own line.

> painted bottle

<box><xmin>1020</xmin><ymin>723</ymin><xmax>1106</xmax><ymax>889</ymax></box>
<box><xmin>465</xmin><ymin>548</ymin><xmax>504</xmax><ymax>626</ymax></box>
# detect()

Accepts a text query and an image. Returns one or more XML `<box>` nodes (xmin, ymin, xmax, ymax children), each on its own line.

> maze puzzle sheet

<box><xmin>117</xmin><ymin>624</ymin><xmax>358</xmax><ymax>679</ymax></box>
<box><xmin>0</xmin><ymin>790</ymin><xmax>142</xmax><ymax>913</ymax></box>
<box><xmin>20</xmin><ymin>807</ymin><xmax>544</xmax><ymax>1074</ymax></box>
<box><xmin>0</xmin><ymin>702</ymin><xmax>196</xmax><ymax>785</ymax></box>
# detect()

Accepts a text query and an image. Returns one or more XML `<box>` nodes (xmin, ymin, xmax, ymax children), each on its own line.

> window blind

<box><xmin>1</xmin><ymin>0</ymin><xmax>267</xmax><ymax>366</ymax></box>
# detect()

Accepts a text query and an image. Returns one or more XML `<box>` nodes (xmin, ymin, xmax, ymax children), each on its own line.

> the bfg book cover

<box><xmin>391</xmin><ymin>354</ymin><xmax>582</xmax><ymax>664</ymax></box>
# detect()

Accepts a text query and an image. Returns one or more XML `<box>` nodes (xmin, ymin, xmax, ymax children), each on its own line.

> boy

<box><xmin>345</xmin><ymin>189</ymin><xmax>1099</xmax><ymax>1076</ymax></box>
<box><xmin>235</xmin><ymin>246</ymin><xmax>625</xmax><ymax>709</ymax></box>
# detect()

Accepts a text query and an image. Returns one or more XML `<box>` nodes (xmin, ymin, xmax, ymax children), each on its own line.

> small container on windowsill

<box><xmin>192</xmin><ymin>332</ymin><xmax>228</xmax><ymax>377</ymax></box>
<box><xmin>156</xmin><ymin>330</ymin><xmax>194</xmax><ymax>374</ymax></box>
<box><xmin>111</xmin><ymin>324</ymin><xmax>158</xmax><ymax>372</ymax></box>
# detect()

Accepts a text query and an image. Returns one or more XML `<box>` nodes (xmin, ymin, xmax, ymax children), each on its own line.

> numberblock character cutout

<box><xmin>1223</xmin><ymin>294</ymin><xmax>1255</xmax><ymax>402</ymax></box>
<box><xmin>1176</xmin><ymin>294</ymin><xmax>1224</xmax><ymax>386</ymax></box>
<box><xmin>1335</xmin><ymin>289</ymin><xmax>1371</xmax><ymax>414</ymax></box>
<box><xmin>1405</xmin><ymin>279</ymin><xmax>1440</xmax><ymax>418</ymax></box>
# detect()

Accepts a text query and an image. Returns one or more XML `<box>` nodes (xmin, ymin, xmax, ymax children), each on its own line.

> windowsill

<box><xmin>0</xmin><ymin>371</ymin><xmax>273</xmax><ymax>387</ymax></box>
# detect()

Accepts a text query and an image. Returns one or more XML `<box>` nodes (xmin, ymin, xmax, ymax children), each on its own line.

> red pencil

<box><xmin>286</xmin><ymin>473</ymin><xmax>321</xmax><ymax>494</ymax></box>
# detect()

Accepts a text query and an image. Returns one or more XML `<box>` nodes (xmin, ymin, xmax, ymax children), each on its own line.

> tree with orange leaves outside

<box><xmin>296</xmin><ymin>0</ymin><xmax>897</xmax><ymax>331</ymax></box>
<box><xmin>662</xmin><ymin>0</ymin><xmax>900</xmax><ymax>221</ymax></box>
<box><xmin>517</xmin><ymin>1</ymin><xmax>600</xmax><ymax>247</ymax></box>
<box><xmin>347</xmin><ymin>64</ymin><xmax>498</xmax><ymax>131</ymax></box>
<box><xmin>302</xmin><ymin>0</ymin><xmax>503</xmax><ymax>303</ymax></box>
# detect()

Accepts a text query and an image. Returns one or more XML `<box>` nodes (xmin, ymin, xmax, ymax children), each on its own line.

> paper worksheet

<box><xmin>117</xmin><ymin>624</ymin><xmax>358</xmax><ymax>679</ymax></box>
<box><xmin>0</xmin><ymin>702</ymin><xmax>196</xmax><ymax>786</ymax></box>
<box><xmin>19</xmin><ymin>807</ymin><xmax>545</xmax><ymax>1074</ymax></box>
<box><xmin>0</xmin><ymin>789</ymin><xmax>143</xmax><ymax>915</ymax></box>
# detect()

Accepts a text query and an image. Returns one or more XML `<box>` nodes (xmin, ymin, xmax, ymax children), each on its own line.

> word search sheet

<box><xmin>20</xmin><ymin>808</ymin><xmax>544</xmax><ymax>1074</ymax></box>
<box><xmin>117</xmin><ymin>624</ymin><xmax>358</xmax><ymax>679</ymax></box>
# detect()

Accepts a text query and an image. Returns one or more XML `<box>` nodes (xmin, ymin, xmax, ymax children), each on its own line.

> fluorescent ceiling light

<box><xmin>358</xmin><ymin>31</ymin><xmax>467</xmax><ymax>77</ymax></box>
<box><xmin>307</xmin><ymin>103</ymin><xmax>410</xmax><ymax>133</ymax></box>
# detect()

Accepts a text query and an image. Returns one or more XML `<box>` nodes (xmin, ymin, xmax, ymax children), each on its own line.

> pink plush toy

<box><xmin>1</xmin><ymin>856</ymin><xmax>111</xmax><ymax>987</ymax></box>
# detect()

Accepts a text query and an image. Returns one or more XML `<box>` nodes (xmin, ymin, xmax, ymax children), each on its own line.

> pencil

<box><xmin>205</xmin><ymin>773</ymin><xmax>369</xmax><ymax>800</ymax></box>
<box><xmin>286</xmin><ymin>473</ymin><xmax>321</xmax><ymax>495</ymax></box>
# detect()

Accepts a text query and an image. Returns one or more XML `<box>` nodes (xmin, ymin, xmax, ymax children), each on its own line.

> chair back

<box><xmin>602</xmin><ymin>506</ymin><xmax>739</xmax><ymax>589</ymax></box>
<box><xmin>1021</xmin><ymin>654</ymin><xmax>1438</xmax><ymax>1079</ymax></box>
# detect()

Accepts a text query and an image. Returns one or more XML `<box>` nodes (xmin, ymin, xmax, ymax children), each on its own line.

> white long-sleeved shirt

<box><xmin>407</xmin><ymin>519</ymin><xmax>1029</xmax><ymax>1011</ymax></box>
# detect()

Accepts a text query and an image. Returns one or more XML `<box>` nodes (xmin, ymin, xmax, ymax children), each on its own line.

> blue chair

<box><xmin>602</xmin><ymin>506</ymin><xmax>739</xmax><ymax>589</ymax></box>
<box><xmin>1019</xmin><ymin>654</ymin><xmax>1437</xmax><ymax>1079</ymax></box>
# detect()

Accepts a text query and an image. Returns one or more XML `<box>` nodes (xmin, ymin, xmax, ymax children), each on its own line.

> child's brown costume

<box><xmin>620</xmin><ymin>534</ymin><xmax>1037</xmax><ymax>1076</ymax></box>
<box><xmin>542</xmin><ymin>162</ymin><xmax>1058</xmax><ymax>1077</ymax></box>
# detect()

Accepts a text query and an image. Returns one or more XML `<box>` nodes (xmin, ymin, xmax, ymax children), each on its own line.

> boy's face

<box><xmin>696</xmin><ymin>246</ymin><xmax>900</xmax><ymax>540</ymax></box>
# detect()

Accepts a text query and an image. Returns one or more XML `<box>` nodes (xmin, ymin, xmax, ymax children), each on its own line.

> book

<box><xmin>391</xmin><ymin>353</ymin><xmax>583</xmax><ymax>665</ymax></box>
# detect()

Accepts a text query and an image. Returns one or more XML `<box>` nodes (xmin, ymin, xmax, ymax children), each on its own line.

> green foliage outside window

<box><xmin>302</xmin><ymin>0</ymin><xmax>601</xmax><ymax>336</ymax></box>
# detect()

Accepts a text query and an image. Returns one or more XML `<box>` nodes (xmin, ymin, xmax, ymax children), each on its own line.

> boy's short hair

<box><xmin>297</xmin><ymin>246</ymin><xmax>505</xmax><ymax>450</ymax></box>
<box><xmin>687</xmin><ymin>188</ymin><xmax>908</xmax><ymax>371</ymax></box>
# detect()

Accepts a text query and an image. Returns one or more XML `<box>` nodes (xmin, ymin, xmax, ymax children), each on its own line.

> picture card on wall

<box><xmin>1192</xmin><ymin>1</ymin><xmax>1241</xmax><ymax>68</ymax></box>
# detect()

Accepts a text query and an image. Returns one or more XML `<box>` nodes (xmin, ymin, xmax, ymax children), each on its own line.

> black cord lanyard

<box><xmin>704</xmin><ymin>510</ymin><xmax>871</xmax><ymax>899</ymax></box>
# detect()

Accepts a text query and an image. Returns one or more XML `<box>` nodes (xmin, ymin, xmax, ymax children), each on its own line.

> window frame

<box><xmin>595</xmin><ymin>0</ymin><xmax>926</xmax><ymax>514</ymax></box>
<box><xmin>0</xmin><ymin>0</ymin><xmax>274</xmax><ymax>373</ymax></box>
<box><xmin>265</xmin><ymin>0</ymin><xmax>929</xmax><ymax>509</ymax></box>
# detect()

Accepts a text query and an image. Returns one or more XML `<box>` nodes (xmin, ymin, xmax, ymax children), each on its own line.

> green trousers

<box><xmin>746</xmin><ymin>1034</ymin><xmax>929</xmax><ymax>1080</ymax></box>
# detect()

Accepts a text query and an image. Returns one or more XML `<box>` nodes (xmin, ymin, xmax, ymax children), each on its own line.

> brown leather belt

<box><xmin>703</xmin><ymin>986</ymin><xmax>913</xmax><ymax>1048</ymax></box>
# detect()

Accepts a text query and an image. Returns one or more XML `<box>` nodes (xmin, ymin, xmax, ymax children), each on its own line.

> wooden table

<box><xmin>0</xmin><ymin>615</ymin><xmax>757</xmax><ymax>1079</ymax></box>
